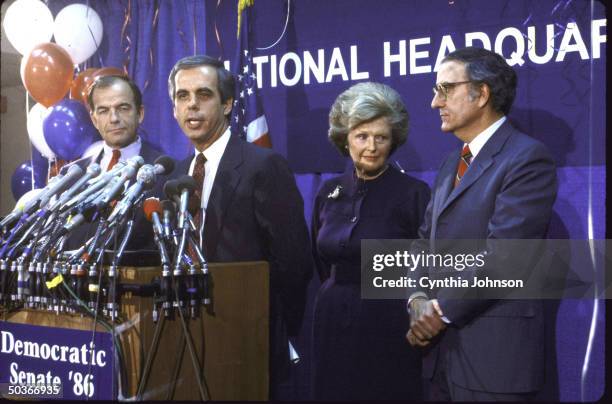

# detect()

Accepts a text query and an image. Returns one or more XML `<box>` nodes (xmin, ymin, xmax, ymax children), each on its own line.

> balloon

<box><xmin>93</xmin><ymin>67</ymin><xmax>127</xmax><ymax>82</ymax></box>
<box><xmin>43</xmin><ymin>99</ymin><xmax>98</xmax><ymax>160</ymax></box>
<box><xmin>22</xmin><ymin>43</ymin><xmax>74</xmax><ymax>108</ymax></box>
<box><xmin>2</xmin><ymin>0</ymin><xmax>54</xmax><ymax>55</ymax></box>
<box><xmin>27</xmin><ymin>103</ymin><xmax>55</xmax><ymax>159</ymax></box>
<box><xmin>53</xmin><ymin>4</ymin><xmax>104</xmax><ymax>65</ymax></box>
<box><xmin>70</xmin><ymin>68</ymin><xmax>99</xmax><ymax>106</ymax></box>
<box><xmin>11</xmin><ymin>160</ymin><xmax>46</xmax><ymax>201</ymax></box>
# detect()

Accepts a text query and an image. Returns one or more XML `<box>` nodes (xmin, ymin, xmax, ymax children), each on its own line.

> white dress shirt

<box><xmin>465</xmin><ymin>116</ymin><xmax>506</xmax><ymax>160</ymax></box>
<box><xmin>188</xmin><ymin>127</ymin><xmax>232</xmax><ymax>236</ymax></box>
<box><xmin>99</xmin><ymin>136</ymin><xmax>142</xmax><ymax>170</ymax></box>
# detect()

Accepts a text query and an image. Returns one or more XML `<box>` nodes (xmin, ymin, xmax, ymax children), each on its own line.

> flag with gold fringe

<box><xmin>230</xmin><ymin>0</ymin><xmax>272</xmax><ymax>147</ymax></box>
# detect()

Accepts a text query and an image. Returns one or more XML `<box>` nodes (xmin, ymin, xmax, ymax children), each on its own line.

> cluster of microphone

<box><xmin>142</xmin><ymin>174</ymin><xmax>212</xmax><ymax>322</ymax></box>
<box><xmin>0</xmin><ymin>155</ymin><xmax>211</xmax><ymax>322</ymax></box>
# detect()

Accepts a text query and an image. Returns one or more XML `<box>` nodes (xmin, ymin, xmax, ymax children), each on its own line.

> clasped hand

<box><xmin>406</xmin><ymin>298</ymin><xmax>446</xmax><ymax>347</ymax></box>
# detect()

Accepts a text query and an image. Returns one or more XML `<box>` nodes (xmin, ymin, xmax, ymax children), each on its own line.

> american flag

<box><xmin>230</xmin><ymin>0</ymin><xmax>272</xmax><ymax>148</ymax></box>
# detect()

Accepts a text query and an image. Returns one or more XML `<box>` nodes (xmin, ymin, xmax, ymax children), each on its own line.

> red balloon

<box><xmin>70</xmin><ymin>67</ymin><xmax>98</xmax><ymax>106</ymax></box>
<box><xmin>22</xmin><ymin>43</ymin><xmax>74</xmax><ymax>108</ymax></box>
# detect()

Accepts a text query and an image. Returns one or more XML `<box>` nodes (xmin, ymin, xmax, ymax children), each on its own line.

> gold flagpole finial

<box><xmin>237</xmin><ymin>0</ymin><xmax>254</xmax><ymax>37</ymax></box>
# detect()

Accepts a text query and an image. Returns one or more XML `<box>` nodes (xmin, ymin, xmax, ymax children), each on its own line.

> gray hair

<box><xmin>442</xmin><ymin>47</ymin><xmax>517</xmax><ymax>115</ymax></box>
<box><xmin>328</xmin><ymin>82</ymin><xmax>409</xmax><ymax>156</ymax></box>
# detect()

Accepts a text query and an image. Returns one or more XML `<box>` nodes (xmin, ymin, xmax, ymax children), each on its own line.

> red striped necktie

<box><xmin>454</xmin><ymin>144</ymin><xmax>472</xmax><ymax>188</ymax></box>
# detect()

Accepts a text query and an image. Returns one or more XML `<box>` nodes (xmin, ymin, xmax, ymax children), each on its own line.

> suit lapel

<box><xmin>203</xmin><ymin>135</ymin><xmax>243</xmax><ymax>258</ymax></box>
<box><xmin>432</xmin><ymin>154</ymin><xmax>457</xmax><ymax>223</ymax></box>
<box><xmin>438</xmin><ymin>121</ymin><xmax>514</xmax><ymax>215</ymax></box>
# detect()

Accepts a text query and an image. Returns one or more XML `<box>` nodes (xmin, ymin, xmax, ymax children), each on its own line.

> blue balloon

<box><xmin>43</xmin><ymin>99</ymin><xmax>98</xmax><ymax>160</ymax></box>
<box><xmin>11</xmin><ymin>160</ymin><xmax>46</xmax><ymax>201</ymax></box>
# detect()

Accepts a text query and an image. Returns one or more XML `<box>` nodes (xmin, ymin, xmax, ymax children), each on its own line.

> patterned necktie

<box><xmin>191</xmin><ymin>153</ymin><xmax>207</xmax><ymax>224</ymax></box>
<box><xmin>454</xmin><ymin>144</ymin><xmax>472</xmax><ymax>188</ymax></box>
<box><xmin>106</xmin><ymin>149</ymin><xmax>121</xmax><ymax>171</ymax></box>
<box><xmin>188</xmin><ymin>153</ymin><xmax>206</xmax><ymax>260</ymax></box>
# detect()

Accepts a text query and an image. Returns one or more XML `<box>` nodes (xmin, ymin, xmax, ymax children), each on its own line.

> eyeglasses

<box><xmin>432</xmin><ymin>80</ymin><xmax>476</xmax><ymax>100</ymax></box>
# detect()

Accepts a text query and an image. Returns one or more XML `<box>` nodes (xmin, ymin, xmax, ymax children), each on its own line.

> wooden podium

<box><xmin>4</xmin><ymin>261</ymin><xmax>269</xmax><ymax>401</ymax></box>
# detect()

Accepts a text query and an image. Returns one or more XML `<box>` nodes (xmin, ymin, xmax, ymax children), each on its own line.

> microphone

<box><xmin>175</xmin><ymin>176</ymin><xmax>196</xmax><ymax>230</ymax></box>
<box><xmin>161</xmin><ymin>200</ymin><xmax>176</xmax><ymax>240</ymax></box>
<box><xmin>78</xmin><ymin>160</ymin><xmax>140</xmax><ymax>215</ymax></box>
<box><xmin>60</xmin><ymin>161</ymin><xmax>127</xmax><ymax>212</ymax></box>
<box><xmin>1</xmin><ymin>166</ymin><xmax>83</xmax><ymax>228</ymax></box>
<box><xmin>163</xmin><ymin>178</ymin><xmax>197</xmax><ymax>233</ymax></box>
<box><xmin>98</xmin><ymin>157</ymin><xmax>144</xmax><ymax>206</ymax></box>
<box><xmin>153</xmin><ymin>155</ymin><xmax>175</xmax><ymax>176</ymax></box>
<box><xmin>143</xmin><ymin>198</ymin><xmax>164</xmax><ymax>236</ymax></box>
<box><xmin>50</xmin><ymin>164</ymin><xmax>102</xmax><ymax>211</ymax></box>
<box><xmin>88</xmin><ymin>160</ymin><xmax>127</xmax><ymax>185</ymax></box>
<box><xmin>0</xmin><ymin>189</ymin><xmax>44</xmax><ymax>228</ymax></box>
<box><xmin>163</xmin><ymin>179</ymin><xmax>179</xmax><ymax>203</ymax></box>
<box><xmin>37</xmin><ymin>164</ymin><xmax>84</xmax><ymax>207</ymax></box>
<box><xmin>107</xmin><ymin>164</ymin><xmax>157</xmax><ymax>222</ymax></box>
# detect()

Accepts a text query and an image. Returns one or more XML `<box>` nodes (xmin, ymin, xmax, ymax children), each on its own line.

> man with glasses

<box><xmin>406</xmin><ymin>47</ymin><xmax>557</xmax><ymax>401</ymax></box>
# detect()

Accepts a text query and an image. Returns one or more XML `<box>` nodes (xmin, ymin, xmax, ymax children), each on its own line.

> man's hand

<box><xmin>406</xmin><ymin>329</ymin><xmax>430</xmax><ymax>347</ymax></box>
<box><xmin>406</xmin><ymin>298</ymin><xmax>446</xmax><ymax>347</ymax></box>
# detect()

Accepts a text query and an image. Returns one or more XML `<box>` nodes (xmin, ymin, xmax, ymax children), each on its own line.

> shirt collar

<box><xmin>193</xmin><ymin>126</ymin><xmax>232</xmax><ymax>164</ymax></box>
<box><xmin>102</xmin><ymin>136</ymin><xmax>142</xmax><ymax>160</ymax></box>
<box><xmin>466</xmin><ymin>116</ymin><xmax>506</xmax><ymax>158</ymax></box>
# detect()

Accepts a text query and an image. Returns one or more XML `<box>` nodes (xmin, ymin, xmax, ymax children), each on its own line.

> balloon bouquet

<box><xmin>2</xmin><ymin>0</ymin><xmax>126</xmax><ymax>201</ymax></box>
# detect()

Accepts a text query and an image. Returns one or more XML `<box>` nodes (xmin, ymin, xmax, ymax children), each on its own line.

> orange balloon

<box><xmin>22</xmin><ymin>43</ymin><xmax>74</xmax><ymax>108</ymax></box>
<box><xmin>70</xmin><ymin>67</ymin><xmax>98</xmax><ymax>105</ymax></box>
<box><xmin>92</xmin><ymin>67</ymin><xmax>127</xmax><ymax>82</ymax></box>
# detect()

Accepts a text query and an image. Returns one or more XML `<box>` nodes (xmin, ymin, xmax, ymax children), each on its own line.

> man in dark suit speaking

<box><xmin>167</xmin><ymin>55</ymin><xmax>313</xmax><ymax>396</ymax></box>
<box><xmin>406</xmin><ymin>47</ymin><xmax>558</xmax><ymax>401</ymax></box>
<box><xmin>62</xmin><ymin>75</ymin><xmax>164</xmax><ymax>251</ymax></box>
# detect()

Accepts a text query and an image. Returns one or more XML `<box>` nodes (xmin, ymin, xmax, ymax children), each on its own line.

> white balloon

<box><xmin>53</xmin><ymin>4</ymin><xmax>103</xmax><ymax>65</ymax></box>
<box><xmin>27</xmin><ymin>103</ymin><xmax>55</xmax><ymax>159</ymax></box>
<box><xmin>2</xmin><ymin>0</ymin><xmax>54</xmax><ymax>55</ymax></box>
<box><xmin>81</xmin><ymin>140</ymin><xmax>104</xmax><ymax>159</ymax></box>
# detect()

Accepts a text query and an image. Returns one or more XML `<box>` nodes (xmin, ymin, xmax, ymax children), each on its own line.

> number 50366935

<box><xmin>1</xmin><ymin>383</ymin><xmax>63</xmax><ymax>399</ymax></box>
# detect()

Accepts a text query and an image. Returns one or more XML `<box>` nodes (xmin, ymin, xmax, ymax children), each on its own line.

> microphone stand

<box><xmin>135</xmin><ymin>205</ymin><xmax>172</xmax><ymax>400</ymax></box>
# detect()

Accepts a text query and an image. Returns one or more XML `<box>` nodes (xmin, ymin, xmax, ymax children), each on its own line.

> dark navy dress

<box><xmin>311</xmin><ymin>165</ymin><xmax>430</xmax><ymax>400</ymax></box>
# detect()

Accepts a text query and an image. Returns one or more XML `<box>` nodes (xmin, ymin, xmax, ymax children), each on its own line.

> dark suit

<box><xmin>62</xmin><ymin>141</ymin><xmax>164</xmax><ymax>253</ymax></box>
<box><xmin>174</xmin><ymin>134</ymin><xmax>313</xmax><ymax>387</ymax></box>
<box><xmin>412</xmin><ymin>121</ymin><xmax>557</xmax><ymax>398</ymax></box>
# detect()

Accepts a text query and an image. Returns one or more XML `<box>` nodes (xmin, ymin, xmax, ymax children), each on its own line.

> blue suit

<box><xmin>413</xmin><ymin>121</ymin><xmax>557</xmax><ymax>394</ymax></box>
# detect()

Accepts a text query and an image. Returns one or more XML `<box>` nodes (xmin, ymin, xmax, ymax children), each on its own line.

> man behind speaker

<box><xmin>62</xmin><ymin>75</ymin><xmax>164</xmax><ymax>251</ymax></box>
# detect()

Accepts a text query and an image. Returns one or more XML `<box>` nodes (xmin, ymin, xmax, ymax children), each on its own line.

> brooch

<box><xmin>327</xmin><ymin>185</ymin><xmax>343</xmax><ymax>200</ymax></box>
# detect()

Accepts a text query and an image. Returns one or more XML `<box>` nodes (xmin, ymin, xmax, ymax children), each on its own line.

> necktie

<box><xmin>106</xmin><ymin>149</ymin><xmax>121</xmax><ymax>171</ymax></box>
<box><xmin>190</xmin><ymin>153</ymin><xmax>206</xmax><ymax>215</ymax></box>
<box><xmin>48</xmin><ymin>159</ymin><xmax>68</xmax><ymax>180</ymax></box>
<box><xmin>454</xmin><ymin>144</ymin><xmax>472</xmax><ymax>188</ymax></box>
<box><xmin>188</xmin><ymin>153</ymin><xmax>206</xmax><ymax>259</ymax></box>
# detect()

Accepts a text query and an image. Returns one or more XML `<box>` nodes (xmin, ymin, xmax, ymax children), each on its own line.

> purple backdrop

<box><xmin>33</xmin><ymin>0</ymin><xmax>608</xmax><ymax>400</ymax></box>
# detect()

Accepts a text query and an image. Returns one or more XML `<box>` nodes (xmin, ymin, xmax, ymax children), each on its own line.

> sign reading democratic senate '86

<box><xmin>0</xmin><ymin>321</ymin><xmax>115</xmax><ymax>400</ymax></box>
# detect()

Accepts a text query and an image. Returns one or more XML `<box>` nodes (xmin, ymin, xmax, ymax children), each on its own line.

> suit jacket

<box><xmin>413</xmin><ymin>121</ymin><xmax>557</xmax><ymax>394</ymax></box>
<box><xmin>174</xmin><ymin>134</ymin><xmax>313</xmax><ymax>381</ymax></box>
<box><xmin>62</xmin><ymin>141</ymin><xmax>165</xmax><ymax>253</ymax></box>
